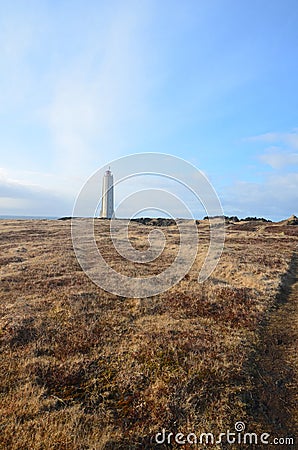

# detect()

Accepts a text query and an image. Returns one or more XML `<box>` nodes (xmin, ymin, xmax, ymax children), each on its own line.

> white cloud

<box><xmin>0</xmin><ymin>0</ymin><xmax>155</xmax><ymax>200</ymax></box>
<box><xmin>41</xmin><ymin>2</ymin><xmax>151</xmax><ymax>176</ymax></box>
<box><xmin>247</xmin><ymin>129</ymin><xmax>298</xmax><ymax>149</ymax></box>
<box><xmin>221</xmin><ymin>128</ymin><xmax>298</xmax><ymax>220</ymax></box>
<box><xmin>0</xmin><ymin>168</ymin><xmax>71</xmax><ymax>216</ymax></box>
<box><xmin>222</xmin><ymin>172</ymin><xmax>298</xmax><ymax>219</ymax></box>
<box><xmin>259</xmin><ymin>147</ymin><xmax>298</xmax><ymax>169</ymax></box>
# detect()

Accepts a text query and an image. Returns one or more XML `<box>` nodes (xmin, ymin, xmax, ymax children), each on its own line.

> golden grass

<box><xmin>0</xmin><ymin>218</ymin><xmax>297</xmax><ymax>449</ymax></box>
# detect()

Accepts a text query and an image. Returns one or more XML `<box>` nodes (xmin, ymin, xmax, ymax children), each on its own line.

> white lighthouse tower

<box><xmin>100</xmin><ymin>168</ymin><xmax>114</xmax><ymax>218</ymax></box>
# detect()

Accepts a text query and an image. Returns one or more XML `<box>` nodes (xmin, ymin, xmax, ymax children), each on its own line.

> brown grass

<box><xmin>0</xmin><ymin>219</ymin><xmax>297</xmax><ymax>449</ymax></box>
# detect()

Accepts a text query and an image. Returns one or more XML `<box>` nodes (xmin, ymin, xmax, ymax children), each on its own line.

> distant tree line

<box><xmin>203</xmin><ymin>216</ymin><xmax>272</xmax><ymax>222</ymax></box>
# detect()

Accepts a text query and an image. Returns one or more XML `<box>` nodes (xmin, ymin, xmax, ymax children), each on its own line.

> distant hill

<box><xmin>279</xmin><ymin>215</ymin><xmax>298</xmax><ymax>226</ymax></box>
<box><xmin>203</xmin><ymin>215</ymin><xmax>272</xmax><ymax>223</ymax></box>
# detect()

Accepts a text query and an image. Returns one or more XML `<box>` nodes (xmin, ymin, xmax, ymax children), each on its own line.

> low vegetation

<box><xmin>0</xmin><ymin>218</ymin><xmax>297</xmax><ymax>449</ymax></box>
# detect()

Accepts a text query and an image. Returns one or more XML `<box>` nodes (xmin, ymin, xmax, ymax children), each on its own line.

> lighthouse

<box><xmin>100</xmin><ymin>168</ymin><xmax>114</xmax><ymax>218</ymax></box>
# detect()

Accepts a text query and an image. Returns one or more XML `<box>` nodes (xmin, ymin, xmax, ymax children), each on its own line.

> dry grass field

<box><xmin>0</xmin><ymin>218</ymin><xmax>297</xmax><ymax>449</ymax></box>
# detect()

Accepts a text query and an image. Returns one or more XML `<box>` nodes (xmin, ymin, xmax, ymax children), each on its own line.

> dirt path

<box><xmin>250</xmin><ymin>252</ymin><xmax>298</xmax><ymax>444</ymax></box>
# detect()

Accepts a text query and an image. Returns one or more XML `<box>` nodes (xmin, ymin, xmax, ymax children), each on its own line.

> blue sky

<box><xmin>0</xmin><ymin>0</ymin><xmax>298</xmax><ymax>220</ymax></box>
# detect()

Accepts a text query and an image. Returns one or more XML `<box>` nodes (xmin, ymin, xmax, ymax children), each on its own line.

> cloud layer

<box><xmin>0</xmin><ymin>169</ymin><xmax>71</xmax><ymax>216</ymax></box>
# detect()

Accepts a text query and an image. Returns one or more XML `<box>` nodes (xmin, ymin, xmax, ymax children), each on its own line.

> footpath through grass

<box><xmin>248</xmin><ymin>252</ymin><xmax>298</xmax><ymax>446</ymax></box>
